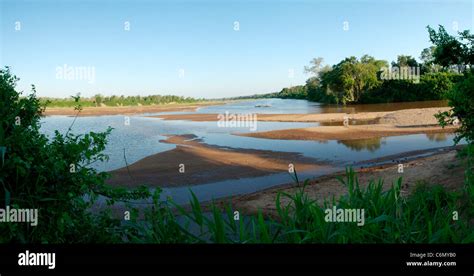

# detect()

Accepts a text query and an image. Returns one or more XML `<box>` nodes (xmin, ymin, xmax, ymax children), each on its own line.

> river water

<box><xmin>40</xmin><ymin>99</ymin><xmax>459</xmax><ymax>203</ymax></box>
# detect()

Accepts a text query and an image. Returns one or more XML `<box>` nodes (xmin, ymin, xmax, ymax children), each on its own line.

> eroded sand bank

<box><xmin>154</xmin><ymin>107</ymin><xmax>457</xmax><ymax>141</ymax></box>
<box><xmin>217</xmin><ymin>147</ymin><xmax>465</xmax><ymax>218</ymax></box>
<box><xmin>237</xmin><ymin>107</ymin><xmax>457</xmax><ymax>140</ymax></box>
<box><xmin>104</xmin><ymin>105</ymin><xmax>461</xmax><ymax>212</ymax></box>
<box><xmin>153</xmin><ymin>107</ymin><xmax>448</xmax><ymax>123</ymax></box>
<box><xmin>106</xmin><ymin>134</ymin><xmax>328</xmax><ymax>187</ymax></box>
<box><xmin>239</xmin><ymin>124</ymin><xmax>457</xmax><ymax>141</ymax></box>
<box><xmin>154</xmin><ymin>111</ymin><xmax>386</xmax><ymax>122</ymax></box>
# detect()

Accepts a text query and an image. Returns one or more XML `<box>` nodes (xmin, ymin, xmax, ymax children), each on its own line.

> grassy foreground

<box><xmin>122</xmin><ymin>164</ymin><xmax>474</xmax><ymax>243</ymax></box>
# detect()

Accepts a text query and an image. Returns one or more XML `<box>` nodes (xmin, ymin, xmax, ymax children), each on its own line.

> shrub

<box><xmin>0</xmin><ymin>67</ymin><xmax>149</xmax><ymax>243</ymax></box>
<box><xmin>418</xmin><ymin>72</ymin><xmax>462</xmax><ymax>100</ymax></box>
<box><xmin>436</xmin><ymin>72</ymin><xmax>474</xmax><ymax>144</ymax></box>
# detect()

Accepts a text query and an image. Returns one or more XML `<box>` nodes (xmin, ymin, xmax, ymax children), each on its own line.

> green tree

<box><xmin>318</xmin><ymin>56</ymin><xmax>386</xmax><ymax>104</ymax></box>
<box><xmin>94</xmin><ymin>94</ymin><xmax>103</xmax><ymax>106</ymax></box>
<box><xmin>427</xmin><ymin>25</ymin><xmax>467</xmax><ymax>69</ymax></box>
<box><xmin>304</xmin><ymin>57</ymin><xmax>325</xmax><ymax>76</ymax></box>
<box><xmin>278</xmin><ymin>85</ymin><xmax>307</xmax><ymax>99</ymax></box>
<box><xmin>391</xmin><ymin>55</ymin><xmax>419</xmax><ymax>68</ymax></box>
<box><xmin>420</xmin><ymin>46</ymin><xmax>442</xmax><ymax>73</ymax></box>
<box><xmin>418</xmin><ymin>72</ymin><xmax>456</xmax><ymax>100</ymax></box>
<box><xmin>428</xmin><ymin>25</ymin><xmax>474</xmax><ymax>143</ymax></box>
<box><xmin>437</xmin><ymin>73</ymin><xmax>474</xmax><ymax>144</ymax></box>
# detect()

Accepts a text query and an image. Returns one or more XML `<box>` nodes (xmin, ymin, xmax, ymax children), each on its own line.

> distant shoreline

<box><xmin>42</xmin><ymin>101</ymin><xmax>226</xmax><ymax>116</ymax></box>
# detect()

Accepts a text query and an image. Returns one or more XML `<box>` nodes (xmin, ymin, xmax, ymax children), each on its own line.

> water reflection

<box><xmin>195</xmin><ymin>99</ymin><xmax>448</xmax><ymax>115</ymax></box>
<box><xmin>426</xmin><ymin>133</ymin><xmax>449</xmax><ymax>142</ymax></box>
<box><xmin>317</xmin><ymin>100</ymin><xmax>448</xmax><ymax>114</ymax></box>
<box><xmin>40</xmin><ymin>100</ymin><xmax>457</xmax><ymax>173</ymax></box>
<box><xmin>337</xmin><ymin>138</ymin><xmax>385</xmax><ymax>152</ymax></box>
<box><xmin>197</xmin><ymin>99</ymin><xmax>448</xmax><ymax>114</ymax></box>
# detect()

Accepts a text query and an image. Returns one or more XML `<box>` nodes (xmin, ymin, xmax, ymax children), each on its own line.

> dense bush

<box><xmin>278</xmin><ymin>85</ymin><xmax>307</xmax><ymax>99</ymax></box>
<box><xmin>437</xmin><ymin>72</ymin><xmax>474</xmax><ymax>144</ymax></box>
<box><xmin>427</xmin><ymin>25</ymin><xmax>474</xmax><ymax>144</ymax></box>
<box><xmin>359</xmin><ymin>72</ymin><xmax>463</xmax><ymax>103</ymax></box>
<box><xmin>272</xmin><ymin>26</ymin><xmax>472</xmax><ymax>105</ymax></box>
<box><xmin>359</xmin><ymin>80</ymin><xmax>419</xmax><ymax>103</ymax></box>
<box><xmin>418</xmin><ymin>72</ymin><xmax>461</xmax><ymax>99</ymax></box>
<box><xmin>0</xmin><ymin>67</ymin><xmax>149</xmax><ymax>243</ymax></box>
<box><xmin>285</xmin><ymin>65</ymin><xmax>464</xmax><ymax>104</ymax></box>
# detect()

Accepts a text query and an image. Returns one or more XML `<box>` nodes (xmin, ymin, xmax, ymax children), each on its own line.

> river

<box><xmin>40</xmin><ymin>99</ymin><xmax>459</xmax><ymax>204</ymax></box>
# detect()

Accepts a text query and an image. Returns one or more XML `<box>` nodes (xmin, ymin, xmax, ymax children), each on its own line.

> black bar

<box><xmin>0</xmin><ymin>244</ymin><xmax>472</xmax><ymax>274</ymax></box>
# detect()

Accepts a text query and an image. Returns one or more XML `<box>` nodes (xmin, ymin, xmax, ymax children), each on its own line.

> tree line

<box><xmin>273</xmin><ymin>26</ymin><xmax>471</xmax><ymax>105</ymax></box>
<box><xmin>41</xmin><ymin>94</ymin><xmax>205</xmax><ymax>108</ymax></box>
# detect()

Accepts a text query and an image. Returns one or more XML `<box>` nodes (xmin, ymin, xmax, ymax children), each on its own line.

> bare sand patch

<box><xmin>221</xmin><ymin>148</ymin><xmax>464</xmax><ymax>218</ymax></box>
<box><xmin>238</xmin><ymin>124</ymin><xmax>457</xmax><ymax>141</ymax></box>
<box><xmin>106</xmin><ymin>134</ymin><xmax>328</xmax><ymax>188</ymax></box>
<box><xmin>153</xmin><ymin>107</ymin><xmax>450</xmax><ymax>124</ymax></box>
<box><xmin>154</xmin><ymin>111</ymin><xmax>386</xmax><ymax>122</ymax></box>
<box><xmin>154</xmin><ymin>107</ymin><xmax>456</xmax><ymax>140</ymax></box>
<box><xmin>379</xmin><ymin>107</ymin><xmax>448</xmax><ymax>126</ymax></box>
<box><xmin>234</xmin><ymin>107</ymin><xmax>456</xmax><ymax>141</ymax></box>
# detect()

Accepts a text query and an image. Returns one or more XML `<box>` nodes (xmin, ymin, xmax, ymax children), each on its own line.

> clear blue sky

<box><xmin>1</xmin><ymin>0</ymin><xmax>473</xmax><ymax>99</ymax></box>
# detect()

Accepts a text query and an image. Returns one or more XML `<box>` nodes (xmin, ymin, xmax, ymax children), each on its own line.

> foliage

<box><xmin>0</xmin><ymin>67</ymin><xmax>150</xmax><ymax>243</ymax></box>
<box><xmin>41</xmin><ymin>94</ymin><xmax>204</xmax><ymax>108</ymax></box>
<box><xmin>391</xmin><ymin>55</ymin><xmax>419</xmax><ymax>68</ymax></box>
<box><xmin>428</xmin><ymin>25</ymin><xmax>474</xmax><ymax>144</ymax></box>
<box><xmin>1</xmin><ymin>67</ymin><xmax>473</xmax><ymax>244</ymax></box>
<box><xmin>277</xmin><ymin>85</ymin><xmax>307</xmax><ymax>99</ymax></box>
<box><xmin>464</xmin><ymin>145</ymin><xmax>474</xmax><ymax>205</ymax></box>
<box><xmin>319</xmin><ymin>56</ymin><xmax>387</xmax><ymax>104</ymax></box>
<box><xmin>436</xmin><ymin>73</ymin><xmax>474</xmax><ymax>144</ymax></box>
<box><xmin>360</xmin><ymin>72</ymin><xmax>462</xmax><ymax>103</ymax></box>
<box><xmin>359</xmin><ymin>79</ymin><xmax>419</xmax><ymax>103</ymax></box>
<box><xmin>274</xmin><ymin>25</ymin><xmax>470</xmax><ymax>105</ymax></box>
<box><xmin>427</xmin><ymin>25</ymin><xmax>473</xmax><ymax>68</ymax></box>
<box><xmin>127</xmin><ymin>168</ymin><xmax>473</xmax><ymax>244</ymax></box>
<box><xmin>420</xmin><ymin>46</ymin><xmax>443</xmax><ymax>73</ymax></box>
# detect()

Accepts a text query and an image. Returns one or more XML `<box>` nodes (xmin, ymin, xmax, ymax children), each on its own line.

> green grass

<box><xmin>120</xmin><ymin>167</ymin><xmax>474</xmax><ymax>244</ymax></box>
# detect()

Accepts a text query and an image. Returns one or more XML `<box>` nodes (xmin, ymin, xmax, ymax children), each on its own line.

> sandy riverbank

<box><xmin>239</xmin><ymin>124</ymin><xmax>457</xmax><ymax>141</ymax></box>
<box><xmin>153</xmin><ymin>111</ymin><xmax>385</xmax><ymax>122</ymax></box>
<box><xmin>217</xmin><ymin>147</ymin><xmax>465</xmax><ymax>218</ymax></box>
<box><xmin>238</xmin><ymin>107</ymin><xmax>457</xmax><ymax>141</ymax></box>
<box><xmin>106</xmin><ymin>134</ymin><xmax>328</xmax><ymax>188</ymax></box>
<box><xmin>43</xmin><ymin>101</ymin><xmax>224</xmax><ymax>116</ymax></box>
<box><xmin>153</xmin><ymin>107</ymin><xmax>457</xmax><ymax>141</ymax></box>
<box><xmin>153</xmin><ymin>107</ymin><xmax>449</xmax><ymax>123</ymax></box>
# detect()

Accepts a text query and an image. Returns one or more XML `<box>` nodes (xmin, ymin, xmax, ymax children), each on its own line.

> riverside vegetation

<box><xmin>42</xmin><ymin>94</ymin><xmax>205</xmax><ymax>108</ymax></box>
<box><xmin>254</xmin><ymin>26</ymin><xmax>471</xmax><ymax>105</ymax></box>
<box><xmin>0</xmin><ymin>25</ymin><xmax>473</xmax><ymax>243</ymax></box>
